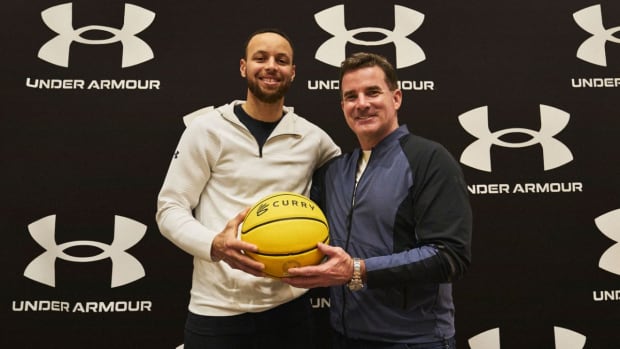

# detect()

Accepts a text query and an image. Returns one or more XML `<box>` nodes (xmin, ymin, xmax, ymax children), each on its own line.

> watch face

<box><xmin>348</xmin><ymin>280</ymin><xmax>363</xmax><ymax>291</ymax></box>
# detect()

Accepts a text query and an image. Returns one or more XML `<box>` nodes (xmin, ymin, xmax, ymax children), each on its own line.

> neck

<box><xmin>358</xmin><ymin>133</ymin><xmax>385</xmax><ymax>150</ymax></box>
<box><xmin>243</xmin><ymin>93</ymin><xmax>285</xmax><ymax>122</ymax></box>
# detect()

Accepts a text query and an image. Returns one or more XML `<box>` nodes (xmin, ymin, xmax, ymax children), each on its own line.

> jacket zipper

<box><xmin>341</xmin><ymin>151</ymin><xmax>366</xmax><ymax>338</ymax></box>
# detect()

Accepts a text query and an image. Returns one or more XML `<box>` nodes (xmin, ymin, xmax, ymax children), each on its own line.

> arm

<box><xmin>365</xmin><ymin>140</ymin><xmax>472</xmax><ymax>287</ymax></box>
<box><xmin>155</xmin><ymin>122</ymin><xmax>217</xmax><ymax>261</ymax></box>
<box><xmin>285</xmin><ymin>140</ymin><xmax>472</xmax><ymax>289</ymax></box>
<box><xmin>155</xmin><ymin>121</ymin><xmax>264</xmax><ymax>275</ymax></box>
<box><xmin>282</xmin><ymin>243</ymin><xmax>357</xmax><ymax>288</ymax></box>
<box><xmin>316</xmin><ymin>128</ymin><xmax>342</xmax><ymax>167</ymax></box>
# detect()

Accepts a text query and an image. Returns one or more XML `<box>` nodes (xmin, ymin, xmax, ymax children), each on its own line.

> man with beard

<box><xmin>156</xmin><ymin>29</ymin><xmax>340</xmax><ymax>349</ymax></box>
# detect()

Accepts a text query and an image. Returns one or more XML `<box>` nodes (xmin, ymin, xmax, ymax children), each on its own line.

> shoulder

<box><xmin>282</xmin><ymin>109</ymin><xmax>336</xmax><ymax>142</ymax></box>
<box><xmin>400</xmin><ymin>133</ymin><xmax>442</xmax><ymax>149</ymax></box>
<box><xmin>399</xmin><ymin>133</ymin><xmax>461</xmax><ymax>170</ymax></box>
<box><xmin>185</xmin><ymin>102</ymin><xmax>235</xmax><ymax>130</ymax></box>
<box><xmin>285</xmin><ymin>110</ymin><xmax>321</xmax><ymax>130</ymax></box>
<box><xmin>400</xmin><ymin>133</ymin><xmax>450</xmax><ymax>155</ymax></box>
<box><xmin>322</xmin><ymin>151</ymin><xmax>355</xmax><ymax>171</ymax></box>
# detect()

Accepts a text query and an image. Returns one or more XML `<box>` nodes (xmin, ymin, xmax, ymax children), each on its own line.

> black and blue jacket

<box><xmin>312</xmin><ymin>125</ymin><xmax>472</xmax><ymax>343</ymax></box>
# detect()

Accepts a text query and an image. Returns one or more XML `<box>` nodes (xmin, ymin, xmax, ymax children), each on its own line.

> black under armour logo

<box><xmin>173</xmin><ymin>150</ymin><xmax>180</xmax><ymax>159</ymax></box>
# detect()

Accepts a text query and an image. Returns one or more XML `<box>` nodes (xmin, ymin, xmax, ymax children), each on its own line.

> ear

<box><xmin>291</xmin><ymin>64</ymin><xmax>296</xmax><ymax>81</ymax></box>
<box><xmin>240</xmin><ymin>58</ymin><xmax>247</xmax><ymax>78</ymax></box>
<box><xmin>393</xmin><ymin>89</ymin><xmax>403</xmax><ymax>110</ymax></box>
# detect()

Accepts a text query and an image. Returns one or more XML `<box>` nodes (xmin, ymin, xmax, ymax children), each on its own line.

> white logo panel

<box><xmin>38</xmin><ymin>2</ymin><xmax>155</xmax><ymax>68</ymax></box>
<box><xmin>574</xmin><ymin>4</ymin><xmax>620</xmax><ymax>67</ymax></box>
<box><xmin>468</xmin><ymin>328</ymin><xmax>500</xmax><ymax>349</ymax></box>
<box><xmin>314</xmin><ymin>4</ymin><xmax>425</xmax><ymax>68</ymax></box>
<box><xmin>468</xmin><ymin>327</ymin><xmax>586</xmax><ymax>349</ymax></box>
<box><xmin>24</xmin><ymin>215</ymin><xmax>146</xmax><ymax>287</ymax></box>
<box><xmin>595</xmin><ymin>209</ymin><xmax>620</xmax><ymax>275</ymax></box>
<box><xmin>459</xmin><ymin>105</ymin><xmax>573</xmax><ymax>172</ymax></box>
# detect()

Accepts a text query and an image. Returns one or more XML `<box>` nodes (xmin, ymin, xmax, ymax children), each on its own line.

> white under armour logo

<box><xmin>459</xmin><ymin>105</ymin><xmax>573</xmax><ymax>172</ymax></box>
<box><xmin>469</xmin><ymin>327</ymin><xmax>586</xmax><ymax>349</ymax></box>
<box><xmin>574</xmin><ymin>4</ymin><xmax>620</xmax><ymax>67</ymax></box>
<box><xmin>595</xmin><ymin>209</ymin><xmax>620</xmax><ymax>275</ymax></box>
<box><xmin>314</xmin><ymin>5</ymin><xmax>425</xmax><ymax>68</ymax></box>
<box><xmin>38</xmin><ymin>2</ymin><xmax>155</xmax><ymax>68</ymax></box>
<box><xmin>24</xmin><ymin>215</ymin><xmax>146</xmax><ymax>287</ymax></box>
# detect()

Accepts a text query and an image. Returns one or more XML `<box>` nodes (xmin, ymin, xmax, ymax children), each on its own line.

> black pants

<box><xmin>184</xmin><ymin>294</ymin><xmax>316</xmax><ymax>349</ymax></box>
<box><xmin>332</xmin><ymin>330</ymin><xmax>456</xmax><ymax>349</ymax></box>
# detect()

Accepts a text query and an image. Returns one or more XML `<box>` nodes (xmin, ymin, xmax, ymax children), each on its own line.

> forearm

<box><xmin>363</xmin><ymin>245</ymin><xmax>457</xmax><ymax>288</ymax></box>
<box><xmin>156</xmin><ymin>201</ymin><xmax>216</xmax><ymax>261</ymax></box>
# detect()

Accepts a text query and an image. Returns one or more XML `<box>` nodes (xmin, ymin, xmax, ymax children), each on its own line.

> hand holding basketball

<box><xmin>211</xmin><ymin>208</ymin><xmax>265</xmax><ymax>276</ymax></box>
<box><xmin>241</xmin><ymin>192</ymin><xmax>329</xmax><ymax>277</ymax></box>
<box><xmin>282</xmin><ymin>243</ymin><xmax>354</xmax><ymax>289</ymax></box>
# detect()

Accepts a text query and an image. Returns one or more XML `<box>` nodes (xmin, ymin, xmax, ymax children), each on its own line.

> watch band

<box><xmin>347</xmin><ymin>258</ymin><xmax>364</xmax><ymax>291</ymax></box>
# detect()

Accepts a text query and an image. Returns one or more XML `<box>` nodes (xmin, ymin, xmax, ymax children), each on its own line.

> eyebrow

<box><xmin>342</xmin><ymin>85</ymin><xmax>382</xmax><ymax>96</ymax></box>
<box><xmin>342</xmin><ymin>90</ymin><xmax>357</xmax><ymax>98</ymax></box>
<box><xmin>251</xmin><ymin>49</ymin><xmax>291</xmax><ymax>57</ymax></box>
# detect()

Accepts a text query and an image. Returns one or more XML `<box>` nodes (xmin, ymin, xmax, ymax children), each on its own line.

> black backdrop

<box><xmin>2</xmin><ymin>1</ymin><xmax>619</xmax><ymax>348</ymax></box>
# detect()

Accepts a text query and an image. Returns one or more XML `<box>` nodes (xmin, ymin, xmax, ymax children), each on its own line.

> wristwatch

<box><xmin>347</xmin><ymin>258</ymin><xmax>364</xmax><ymax>291</ymax></box>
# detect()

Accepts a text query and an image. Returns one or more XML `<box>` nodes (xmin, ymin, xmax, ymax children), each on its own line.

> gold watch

<box><xmin>347</xmin><ymin>258</ymin><xmax>364</xmax><ymax>291</ymax></box>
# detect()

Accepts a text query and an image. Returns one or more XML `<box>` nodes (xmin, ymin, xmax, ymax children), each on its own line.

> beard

<box><xmin>247</xmin><ymin>76</ymin><xmax>292</xmax><ymax>104</ymax></box>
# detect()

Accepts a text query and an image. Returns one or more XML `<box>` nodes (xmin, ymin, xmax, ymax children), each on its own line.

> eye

<box><xmin>343</xmin><ymin>94</ymin><xmax>357</xmax><ymax>101</ymax></box>
<box><xmin>252</xmin><ymin>54</ymin><xmax>266</xmax><ymax>62</ymax></box>
<box><xmin>366</xmin><ymin>89</ymin><xmax>381</xmax><ymax>96</ymax></box>
<box><xmin>276</xmin><ymin>55</ymin><xmax>291</xmax><ymax>65</ymax></box>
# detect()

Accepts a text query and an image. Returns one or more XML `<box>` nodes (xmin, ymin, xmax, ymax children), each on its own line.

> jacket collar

<box><xmin>362</xmin><ymin>124</ymin><xmax>409</xmax><ymax>152</ymax></box>
<box><xmin>218</xmin><ymin>100</ymin><xmax>302</xmax><ymax>137</ymax></box>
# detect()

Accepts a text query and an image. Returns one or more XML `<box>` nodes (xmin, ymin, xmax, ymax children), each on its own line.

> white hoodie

<box><xmin>156</xmin><ymin>100</ymin><xmax>340</xmax><ymax>316</ymax></box>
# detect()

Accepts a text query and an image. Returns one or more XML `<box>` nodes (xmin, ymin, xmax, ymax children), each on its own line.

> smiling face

<box><xmin>240</xmin><ymin>32</ymin><xmax>296</xmax><ymax>104</ymax></box>
<box><xmin>340</xmin><ymin>65</ymin><xmax>402</xmax><ymax>150</ymax></box>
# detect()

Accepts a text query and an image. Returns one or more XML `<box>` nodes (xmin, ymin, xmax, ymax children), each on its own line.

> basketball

<box><xmin>240</xmin><ymin>192</ymin><xmax>329</xmax><ymax>277</ymax></box>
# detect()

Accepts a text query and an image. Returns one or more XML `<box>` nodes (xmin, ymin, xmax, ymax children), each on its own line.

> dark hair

<box><xmin>339</xmin><ymin>52</ymin><xmax>399</xmax><ymax>91</ymax></box>
<box><xmin>242</xmin><ymin>28</ymin><xmax>294</xmax><ymax>62</ymax></box>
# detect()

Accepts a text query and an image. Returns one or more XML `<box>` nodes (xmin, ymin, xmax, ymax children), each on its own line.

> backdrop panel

<box><xmin>2</xmin><ymin>1</ymin><xmax>619</xmax><ymax>348</ymax></box>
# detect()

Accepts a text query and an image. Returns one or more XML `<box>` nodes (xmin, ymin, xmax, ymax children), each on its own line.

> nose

<box><xmin>265</xmin><ymin>57</ymin><xmax>277</xmax><ymax>70</ymax></box>
<box><xmin>356</xmin><ymin>94</ymin><xmax>370</xmax><ymax>109</ymax></box>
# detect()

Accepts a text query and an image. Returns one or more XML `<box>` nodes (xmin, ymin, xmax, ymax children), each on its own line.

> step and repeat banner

<box><xmin>2</xmin><ymin>0</ymin><xmax>619</xmax><ymax>348</ymax></box>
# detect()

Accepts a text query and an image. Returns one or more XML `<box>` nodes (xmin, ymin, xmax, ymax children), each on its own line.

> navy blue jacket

<box><xmin>312</xmin><ymin>125</ymin><xmax>472</xmax><ymax>343</ymax></box>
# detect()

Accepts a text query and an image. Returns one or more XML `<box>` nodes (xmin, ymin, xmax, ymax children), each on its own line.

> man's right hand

<box><xmin>210</xmin><ymin>208</ymin><xmax>265</xmax><ymax>277</ymax></box>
